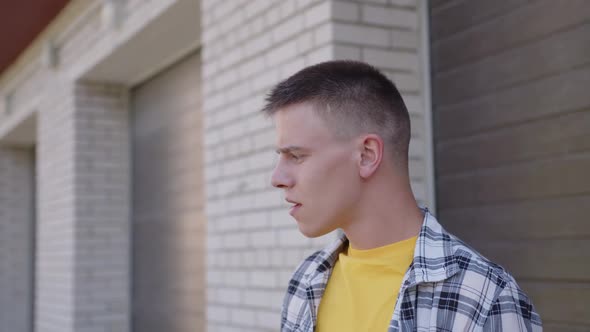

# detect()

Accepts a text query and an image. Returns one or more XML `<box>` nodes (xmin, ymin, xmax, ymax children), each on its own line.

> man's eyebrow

<box><xmin>275</xmin><ymin>146</ymin><xmax>306</xmax><ymax>154</ymax></box>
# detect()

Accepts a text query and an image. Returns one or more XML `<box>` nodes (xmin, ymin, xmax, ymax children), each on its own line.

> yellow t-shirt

<box><xmin>316</xmin><ymin>236</ymin><xmax>417</xmax><ymax>332</ymax></box>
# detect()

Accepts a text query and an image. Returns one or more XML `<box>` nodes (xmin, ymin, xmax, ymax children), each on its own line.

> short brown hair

<box><xmin>262</xmin><ymin>60</ymin><xmax>411</xmax><ymax>165</ymax></box>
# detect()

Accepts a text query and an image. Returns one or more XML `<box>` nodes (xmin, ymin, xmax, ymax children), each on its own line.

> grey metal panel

<box><xmin>430</xmin><ymin>0</ymin><xmax>529</xmax><ymax>43</ymax></box>
<box><xmin>433</xmin><ymin>23</ymin><xmax>590</xmax><ymax>106</ymax></box>
<box><xmin>430</xmin><ymin>1</ymin><xmax>590</xmax><ymax>330</ymax></box>
<box><xmin>432</xmin><ymin>0</ymin><xmax>590</xmax><ymax>72</ymax></box>
<box><xmin>520</xmin><ymin>281</ymin><xmax>590</xmax><ymax>327</ymax></box>
<box><xmin>435</xmin><ymin>65</ymin><xmax>590</xmax><ymax>140</ymax></box>
<box><xmin>130</xmin><ymin>50</ymin><xmax>204</xmax><ymax>332</ymax></box>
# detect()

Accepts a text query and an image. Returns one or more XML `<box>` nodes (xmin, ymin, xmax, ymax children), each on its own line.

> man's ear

<box><xmin>358</xmin><ymin>134</ymin><xmax>383</xmax><ymax>179</ymax></box>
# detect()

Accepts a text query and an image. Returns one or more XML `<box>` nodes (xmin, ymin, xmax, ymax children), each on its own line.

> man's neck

<box><xmin>341</xmin><ymin>179</ymin><xmax>424</xmax><ymax>250</ymax></box>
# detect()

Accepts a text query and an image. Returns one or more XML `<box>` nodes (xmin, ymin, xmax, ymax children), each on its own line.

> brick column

<box><xmin>36</xmin><ymin>81</ymin><xmax>131</xmax><ymax>332</ymax></box>
<box><xmin>0</xmin><ymin>147</ymin><xmax>35</xmax><ymax>332</ymax></box>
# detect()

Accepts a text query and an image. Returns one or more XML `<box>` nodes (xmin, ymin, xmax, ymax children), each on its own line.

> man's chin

<box><xmin>296</xmin><ymin>222</ymin><xmax>334</xmax><ymax>238</ymax></box>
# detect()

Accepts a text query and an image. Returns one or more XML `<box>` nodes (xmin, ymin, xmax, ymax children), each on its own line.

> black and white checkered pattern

<box><xmin>281</xmin><ymin>209</ymin><xmax>542</xmax><ymax>331</ymax></box>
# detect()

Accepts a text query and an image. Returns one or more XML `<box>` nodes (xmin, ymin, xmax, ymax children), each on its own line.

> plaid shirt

<box><xmin>281</xmin><ymin>210</ymin><xmax>542</xmax><ymax>331</ymax></box>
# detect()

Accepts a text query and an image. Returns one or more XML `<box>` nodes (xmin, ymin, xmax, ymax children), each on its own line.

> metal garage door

<box><xmin>429</xmin><ymin>1</ymin><xmax>590</xmax><ymax>330</ymax></box>
<box><xmin>0</xmin><ymin>147</ymin><xmax>35</xmax><ymax>332</ymax></box>
<box><xmin>130</xmin><ymin>51</ymin><xmax>204</xmax><ymax>332</ymax></box>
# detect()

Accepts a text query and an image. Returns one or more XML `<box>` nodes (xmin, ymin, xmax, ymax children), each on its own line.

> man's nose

<box><xmin>271</xmin><ymin>165</ymin><xmax>293</xmax><ymax>189</ymax></box>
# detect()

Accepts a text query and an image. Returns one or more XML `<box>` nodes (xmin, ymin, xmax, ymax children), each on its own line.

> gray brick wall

<box><xmin>201</xmin><ymin>0</ymin><xmax>432</xmax><ymax>330</ymax></box>
<box><xmin>0</xmin><ymin>147</ymin><xmax>35</xmax><ymax>332</ymax></box>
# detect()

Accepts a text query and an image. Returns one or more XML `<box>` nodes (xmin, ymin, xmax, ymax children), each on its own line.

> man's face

<box><xmin>271</xmin><ymin>103</ymin><xmax>361</xmax><ymax>237</ymax></box>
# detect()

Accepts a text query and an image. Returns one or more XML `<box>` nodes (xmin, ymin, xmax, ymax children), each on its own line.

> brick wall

<box><xmin>35</xmin><ymin>79</ymin><xmax>77</xmax><ymax>332</ymax></box>
<box><xmin>202</xmin><ymin>1</ymin><xmax>339</xmax><ymax>330</ymax></box>
<box><xmin>36</xmin><ymin>80</ymin><xmax>131</xmax><ymax>332</ymax></box>
<box><xmin>73</xmin><ymin>82</ymin><xmax>130</xmax><ymax>332</ymax></box>
<box><xmin>201</xmin><ymin>0</ymin><xmax>431</xmax><ymax>330</ymax></box>
<box><xmin>0</xmin><ymin>0</ymin><xmax>432</xmax><ymax>330</ymax></box>
<box><xmin>330</xmin><ymin>0</ymin><xmax>432</xmax><ymax>206</ymax></box>
<box><xmin>0</xmin><ymin>147</ymin><xmax>34</xmax><ymax>332</ymax></box>
<box><xmin>1</xmin><ymin>1</ymin><xmax>188</xmax><ymax>331</ymax></box>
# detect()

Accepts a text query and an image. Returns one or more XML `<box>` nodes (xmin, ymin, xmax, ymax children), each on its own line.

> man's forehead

<box><xmin>274</xmin><ymin>106</ymin><xmax>328</xmax><ymax>132</ymax></box>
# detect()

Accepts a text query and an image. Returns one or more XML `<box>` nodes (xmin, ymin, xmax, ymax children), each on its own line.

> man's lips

<box><xmin>286</xmin><ymin>199</ymin><xmax>302</xmax><ymax>215</ymax></box>
<box><xmin>289</xmin><ymin>203</ymin><xmax>302</xmax><ymax>216</ymax></box>
<box><xmin>285</xmin><ymin>198</ymin><xmax>300</xmax><ymax>205</ymax></box>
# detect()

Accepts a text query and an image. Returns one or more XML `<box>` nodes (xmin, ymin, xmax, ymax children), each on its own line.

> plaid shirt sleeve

<box><xmin>281</xmin><ymin>236</ymin><xmax>346</xmax><ymax>332</ymax></box>
<box><xmin>280</xmin><ymin>251</ymin><xmax>329</xmax><ymax>332</ymax></box>
<box><xmin>482</xmin><ymin>277</ymin><xmax>541</xmax><ymax>331</ymax></box>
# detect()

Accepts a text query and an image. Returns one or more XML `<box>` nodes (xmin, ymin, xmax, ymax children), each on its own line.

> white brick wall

<box><xmin>202</xmin><ymin>1</ymin><xmax>339</xmax><ymax>330</ymax></box>
<box><xmin>35</xmin><ymin>79</ymin><xmax>78</xmax><ymax>332</ymax></box>
<box><xmin>331</xmin><ymin>0</ymin><xmax>431</xmax><ymax>206</ymax></box>
<box><xmin>0</xmin><ymin>147</ymin><xmax>34</xmax><ymax>332</ymax></box>
<box><xmin>202</xmin><ymin>0</ymin><xmax>432</xmax><ymax>330</ymax></box>
<box><xmin>72</xmin><ymin>82</ymin><xmax>131</xmax><ymax>332</ymax></box>
<box><xmin>36</xmin><ymin>80</ymin><xmax>131</xmax><ymax>332</ymax></box>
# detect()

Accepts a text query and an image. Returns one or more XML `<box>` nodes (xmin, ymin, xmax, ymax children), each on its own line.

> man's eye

<box><xmin>289</xmin><ymin>154</ymin><xmax>302</xmax><ymax>161</ymax></box>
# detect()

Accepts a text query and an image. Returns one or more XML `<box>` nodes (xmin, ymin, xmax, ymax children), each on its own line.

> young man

<box><xmin>263</xmin><ymin>61</ymin><xmax>542</xmax><ymax>332</ymax></box>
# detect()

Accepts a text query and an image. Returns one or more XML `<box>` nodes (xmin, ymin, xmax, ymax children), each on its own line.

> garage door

<box><xmin>429</xmin><ymin>1</ymin><xmax>590</xmax><ymax>331</ymax></box>
<box><xmin>130</xmin><ymin>51</ymin><xmax>204</xmax><ymax>332</ymax></box>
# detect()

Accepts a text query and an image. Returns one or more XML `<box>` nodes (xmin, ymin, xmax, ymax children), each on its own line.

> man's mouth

<box><xmin>289</xmin><ymin>203</ymin><xmax>302</xmax><ymax>216</ymax></box>
<box><xmin>286</xmin><ymin>199</ymin><xmax>302</xmax><ymax>215</ymax></box>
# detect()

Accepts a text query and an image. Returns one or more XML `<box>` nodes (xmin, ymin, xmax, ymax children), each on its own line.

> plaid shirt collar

<box><xmin>306</xmin><ymin>209</ymin><xmax>457</xmax><ymax>284</ymax></box>
<box><xmin>293</xmin><ymin>209</ymin><xmax>462</xmax><ymax>324</ymax></box>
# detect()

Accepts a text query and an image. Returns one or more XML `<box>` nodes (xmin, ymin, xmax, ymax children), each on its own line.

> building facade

<box><xmin>0</xmin><ymin>0</ymin><xmax>587</xmax><ymax>331</ymax></box>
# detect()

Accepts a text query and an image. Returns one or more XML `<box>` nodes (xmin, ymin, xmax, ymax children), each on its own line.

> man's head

<box><xmin>263</xmin><ymin>60</ymin><xmax>411</xmax><ymax>166</ymax></box>
<box><xmin>263</xmin><ymin>60</ymin><xmax>412</xmax><ymax>237</ymax></box>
